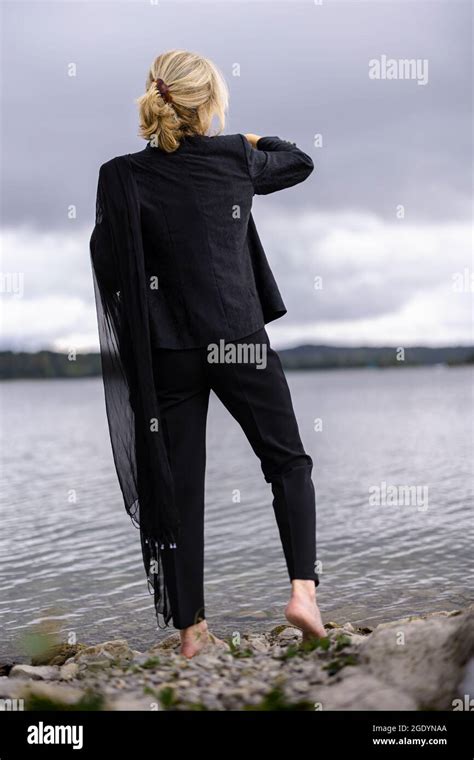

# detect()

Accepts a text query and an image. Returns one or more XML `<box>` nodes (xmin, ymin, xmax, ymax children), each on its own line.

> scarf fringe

<box><xmin>128</xmin><ymin>500</ymin><xmax>177</xmax><ymax>630</ymax></box>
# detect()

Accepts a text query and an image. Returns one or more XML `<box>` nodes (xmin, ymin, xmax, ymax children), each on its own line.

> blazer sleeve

<box><xmin>240</xmin><ymin>134</ymin><xmax>314</xmax><ymax>195</ymax></box>
<box><xmin>90</xmin><ymin>165</ymin><xmax>120</xmax><ymax>295</ymax></box>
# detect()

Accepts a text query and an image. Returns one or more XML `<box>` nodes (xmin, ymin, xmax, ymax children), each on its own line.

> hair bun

<box><xmin>137</xmin><ymin>50</ymin><xmax>229</xmax><ymax>153</ymax></box>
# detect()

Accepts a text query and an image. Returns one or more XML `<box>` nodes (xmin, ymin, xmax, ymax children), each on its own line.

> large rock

<box><xmin>0</xmin><ymin>661</ymin><xmax>14</xmax><ymax>677</ymax></box>
<box><xmin>311</xmin><ymin>671</ymin><xmax>417</xmax><ymax>711</ymax></box>
<box><xmin>240</xmin><ymin>634</ymin><xmax>271</xmax><ymax>654</ymax></box>
<box><xmin>32</xmin><ymin>643</ymin><xmax>85</xmax><ymax>666</ymax></box>
<box><xmin>0</xmin><ymin>676</ymin><xmax>28</xmax><ymax>699</ymax></box>
<box><xmin>359</xmin><ymin>607</ymin><xmax>474</xmax><ymax>710</ymax></box>
<box><xmin>59</xmin><ymin>662</ymin><xmax>80</xmax><ymax>681</ymax></box>
<box><xmin>149</xmin><ymin>634</ymin><xmax>181</xmax><ymax>653</ymax></box>
<box><xmin>274</xmin><ymin>626</ymin><xmax>302</xmax><ymax>643</ymax></box>
<box><xmin>72</xmin><ymin>639</ymin><xmax>135</xmax><ymax>668</ymax></box>
<box><xmin>18</xmin><ymin>681</ymin><xmax>88</xmax><ymax>706</ymax></box>
<box><xmin>9</xmin><ymin>665</ymin><xmax>60</xmax><ymax>681</ymax></box>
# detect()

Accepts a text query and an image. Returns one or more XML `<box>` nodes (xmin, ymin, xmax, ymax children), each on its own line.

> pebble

<box><xmin>3</xmin><ymin>607</ymin><xmax>471</xmax><ymax>711</ymax></box>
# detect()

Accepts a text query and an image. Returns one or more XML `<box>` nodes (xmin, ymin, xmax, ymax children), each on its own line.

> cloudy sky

<box><xmin>1</xmin><ymin>0</ymin><xmax>472</xmax><ymax>351</ymax></box>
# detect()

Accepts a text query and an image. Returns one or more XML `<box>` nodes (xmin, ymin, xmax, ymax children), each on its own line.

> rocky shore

<box><xmin>1</xmin><ymin>605</ymin><xmax>472</xmax><ymax>711</ymax></box>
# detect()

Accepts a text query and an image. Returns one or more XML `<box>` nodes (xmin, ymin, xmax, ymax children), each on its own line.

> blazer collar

<box><xmin>145</xmin><ymin>134</ymin><xmax>212</xmax><ymax>152</ymax></box>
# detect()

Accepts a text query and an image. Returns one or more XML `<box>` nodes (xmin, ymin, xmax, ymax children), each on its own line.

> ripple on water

<box><xmin>0</xmin><ymin>368</ymin><xmax>472</xmax><ymax>658</ymax></box>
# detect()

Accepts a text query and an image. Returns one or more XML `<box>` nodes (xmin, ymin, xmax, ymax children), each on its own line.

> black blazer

<box><xmin>92</xmin><ymin>134</ymin><xmax>314</xmax><ymax>349</ymax></box>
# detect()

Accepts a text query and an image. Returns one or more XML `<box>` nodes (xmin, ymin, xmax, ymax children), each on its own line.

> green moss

<box><xmin>334</xmin><ymin>634</ymin><xmax>352</xmax><ymax>651</ymax></box>
<box><xmin>143</xmin><ymin>684</ymin><xmax>180</xmax><ymax>709</ymax></box>
<box><xmin>244</xmin><ymin>686</ymin><xmax>313</xmax><ymax>711</ymax></box>
<box><xmin>270</xmin><ymin>624</ymin><xmax>290</xmax><ymax>636</ymax></box>
<box><xmin>141</xmin><ymin>657</ymin><xmax>161</xmax><ymax>669</ymax></box>
<box><xmin>231</xmin><ymin>648</ymin><xmax>254</xmax><ymax>659</ymax></box>
<box><xmin>31</xmin><ymin>643</ymin><xmax>83</xmax><ymax>667</ymax></box>
<box><xmin>158</xmin><ymin>686</ymin><xmax>179</xmax><ymax>709</ymax></box>
<box><xmin>301</xmin><ymin>636</ymin><xmax>331</xmax><ymax>653</ymax></box>
<box><xmin>277</xmin><ymin>644</ymin><xmax>300</xmax><ymax>661</ymax></box>
<box><xmin>227</xmin><ymin>640</ymin><xmax>254</xmax><ymax>658</ymax></box>
<box><xmin>25</xmin><ymin>689</ymin><xmax>105</xmax><ymax>711</ymax></box>
<box><xmin>278</xmin><ymin>635</ymin><xmax>331</xmax><ymax>660</ymax></box>
<box><xmin>323</xmin><ymin>653</ymin><xmax>359</xmax><ymax>676</ymax></box>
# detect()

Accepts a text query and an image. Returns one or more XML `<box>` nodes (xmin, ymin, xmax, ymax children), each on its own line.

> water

<box><xmin>1</xmin><ymin>366</ymin><xmax>472</xmax><ymax>660</ymax></box>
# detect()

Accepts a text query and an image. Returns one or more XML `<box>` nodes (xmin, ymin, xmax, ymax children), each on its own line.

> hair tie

<box><xmin>155</xmin><ymin>78</ymin><xmax>172</xmax><ymax>104</ymax></box>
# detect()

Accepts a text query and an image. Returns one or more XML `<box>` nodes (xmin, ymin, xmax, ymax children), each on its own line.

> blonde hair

<box><xmin>136</xmin><ymin>50</ymin><xmax>229</xmax><ymax>153</ymax></box>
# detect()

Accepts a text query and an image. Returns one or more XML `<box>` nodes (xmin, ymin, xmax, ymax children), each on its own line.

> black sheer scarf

<box><xmin>89</xmin><ymin>155</ymin><xmax>180</xmax><ymax>629</ymax></box>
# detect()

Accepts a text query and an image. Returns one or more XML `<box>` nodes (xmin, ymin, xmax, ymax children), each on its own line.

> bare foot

<box><xmin>284</xmin><ymin>580</ymin><xmax>326</xmax><ymax>642</ymax></box>
<box><xmin>179</xmin><ymin>620</ymin><xmax>228</xmax><ymax>659</ymax></box>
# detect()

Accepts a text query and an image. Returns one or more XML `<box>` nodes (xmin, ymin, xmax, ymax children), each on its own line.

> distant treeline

<box><xmin>278</xmin><ymin>345</ymin><xmax>474</xmax><ymax>370</ymax></box>
<box><xmin>1</xmin><ymin>345</ymin><xmax>473</xmax><ymax>380</ymax></box>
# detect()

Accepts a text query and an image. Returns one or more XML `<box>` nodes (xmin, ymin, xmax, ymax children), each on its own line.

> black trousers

<box><xmin>151</xmin><ymin>327</ymin><xmax>319</xmax><ymax>629</ymax></box>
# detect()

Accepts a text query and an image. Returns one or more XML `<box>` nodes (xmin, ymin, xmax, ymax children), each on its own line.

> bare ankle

<box><xmin>290</xmin><ymin>579</ymin><xmax>317</xmax><ymax>599</ymax></box>
<box><xmin>180</xmin><ymin>619</ymin><xmax>208</xmax><ymax>639</ymax></box>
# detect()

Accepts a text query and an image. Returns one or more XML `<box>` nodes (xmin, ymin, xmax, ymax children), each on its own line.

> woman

<box><xmin>90</xmin><ymin>49</ymin><xmax>325</xmax><ymax>659</ymax></box>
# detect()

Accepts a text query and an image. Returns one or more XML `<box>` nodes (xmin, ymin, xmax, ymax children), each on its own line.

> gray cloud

<box><xmin>1</xmin><ymin>0</ymin><xmax>472</xmax><ymax>350</ymax></box>
<box><xmin>2</xmin><ymin>0</ymin><xmax>471</xmax><ymax>230</ymax></box>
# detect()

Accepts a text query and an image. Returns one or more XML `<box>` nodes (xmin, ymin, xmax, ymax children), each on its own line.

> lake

<box><xmin>0</xmin><ymin>366</ymin><xmax>472</xmax><ymax>660</ymax></box>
